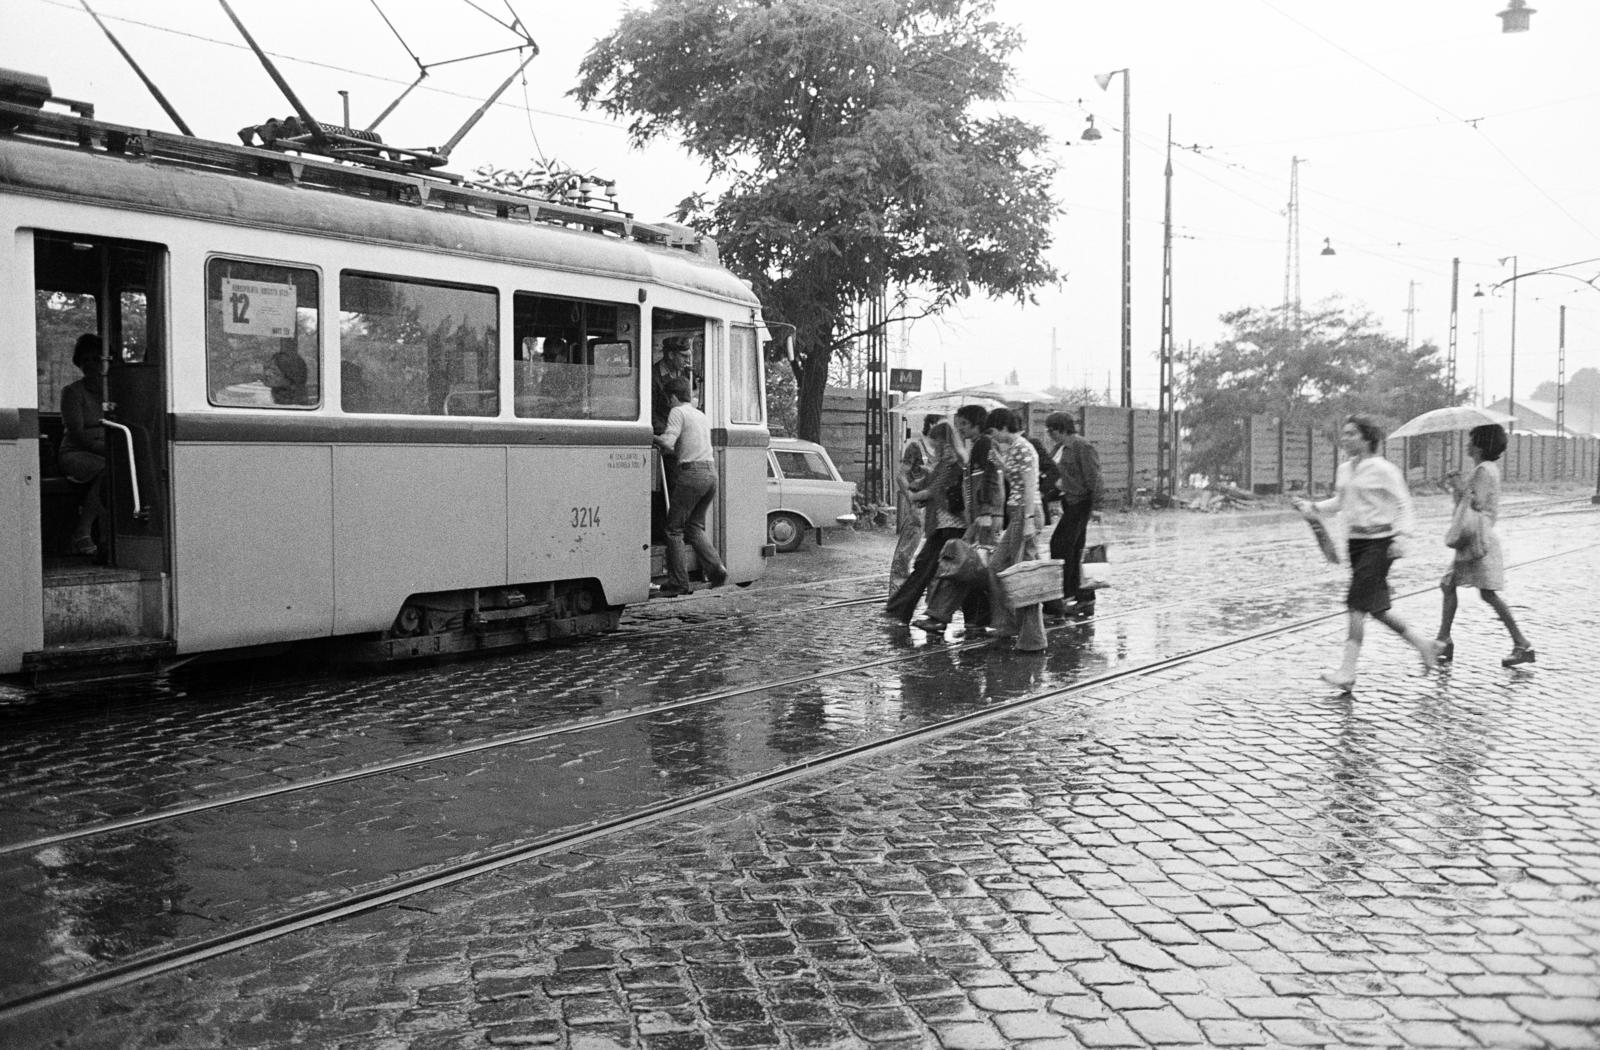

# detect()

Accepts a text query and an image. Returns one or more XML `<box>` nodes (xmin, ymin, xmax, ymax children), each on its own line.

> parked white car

<box><xmin>766</xmin><ymin>437</ymin><xmax>858</xmax><ymax>552</ymax></box>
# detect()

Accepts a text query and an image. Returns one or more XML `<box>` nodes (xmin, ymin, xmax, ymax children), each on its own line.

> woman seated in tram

<box><xmin>264</xmin><ymin>348</ymin><xmax>311</xmax><ymax>405</ymax></box>
<box><xmin>58</xmin><ymin>333</ymin><xmax>107</xmax><ymax>556</ymax></box>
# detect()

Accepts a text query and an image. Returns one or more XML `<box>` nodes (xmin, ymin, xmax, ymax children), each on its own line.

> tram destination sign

<box><xmin>222</xmin><ymin>278</ymin><xmax>297</xmax><ymax>338</ymax></box>
<box><xmin>889</xmin><ymin>368</ymin><xmax>922</xmax><ymax>393</ymax></box>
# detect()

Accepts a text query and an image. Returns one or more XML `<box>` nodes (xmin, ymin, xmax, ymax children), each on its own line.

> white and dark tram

<box><xmin>0</xmin><ymin>71</ymin><xmax>772</xmax><ymax>679</ymax></box>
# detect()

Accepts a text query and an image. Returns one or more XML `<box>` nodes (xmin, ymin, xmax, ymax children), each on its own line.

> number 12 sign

<box><xmin>221</xmin><ymin>279</ymin><xmax>297</xmax><ymax>338</ymax></box>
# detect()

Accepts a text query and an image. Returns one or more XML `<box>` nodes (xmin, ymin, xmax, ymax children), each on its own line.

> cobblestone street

<box><xmin>6</xmin><ymin>502</ymin><xmax>1600</xmax><ymax>1050</ymax></box>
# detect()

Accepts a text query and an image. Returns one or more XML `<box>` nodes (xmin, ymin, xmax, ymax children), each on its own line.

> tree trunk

<box><xmin>795</xmin><ymin>350</ymin><xmax>831</xmax><ymax>443</ymax></box>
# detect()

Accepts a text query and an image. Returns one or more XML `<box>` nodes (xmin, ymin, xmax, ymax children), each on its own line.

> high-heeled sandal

<box><xmin>1435</xmin><ymin>639</ymin><xmax>1454</xmax><ymax>663</ymax></box>
<box><xmin>1319</xmin><ymin>671</ymin><xmax>1355</xmax><ymax>693</ymax></box>
<box><xmin>1501</xmin><ymin>645</ymin><xmax>1535</xmax><ymax>668</ymax></box>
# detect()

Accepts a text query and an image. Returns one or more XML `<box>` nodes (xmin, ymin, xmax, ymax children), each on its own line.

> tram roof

<box><xmin>0</xmin><ymin>98</ymin><xmax>761</xmax><ymax>309</ymax></box>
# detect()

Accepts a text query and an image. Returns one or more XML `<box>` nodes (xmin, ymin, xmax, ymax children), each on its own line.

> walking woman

<box><xmin>1435</xmin><ymin>424</ymin><xmax>1535</xmax><ymax>667</ymax></box>
<box><xmin>885</xmin><ymin>422</ymin><xmax>964</xmax><ymax>623</ymax></box>
<box><xmin>1294</xmin><ymin>414</ymin><xmax>1440</xmax><ymax>691</ymax></box>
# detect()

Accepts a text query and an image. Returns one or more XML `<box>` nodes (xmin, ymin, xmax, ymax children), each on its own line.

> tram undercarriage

<box><xmin>366</xmin><ymin>579</ymin><xmax>621</xmax><ymax>661</ymax></box>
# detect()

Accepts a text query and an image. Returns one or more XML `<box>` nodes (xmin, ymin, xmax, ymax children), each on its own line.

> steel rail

<box><xmin>1</xmin><ymin>535</ymin><xmax>1594</xmax><ymax>1020</ymax></box>
<box><xmin>2</xmin><ymin>495</ymin><xmax>1589</xmax><ymax>853</ymax></box>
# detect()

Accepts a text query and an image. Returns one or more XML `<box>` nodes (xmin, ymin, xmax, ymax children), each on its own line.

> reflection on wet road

<box><xmin>0</xmin><ymin>499</ymin><xmax>1595</xmax><ymax>1026</ymax></box>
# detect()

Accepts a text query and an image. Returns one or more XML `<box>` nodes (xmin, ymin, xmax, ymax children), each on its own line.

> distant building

<box><xmin>1485</xmin><ymin>398</ymin><xmax>1598</xmax><ymax>439</ymax></box>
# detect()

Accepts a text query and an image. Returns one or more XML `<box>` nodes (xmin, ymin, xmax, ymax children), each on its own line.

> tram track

<box><xmin>0</xmin><ymin>501</ymin><xmax>1522</xmax><ymax>857</ymax></box>
<box><xmin>2</xmin><ymin>530</ymin><xmax>1595</xmax><ymax>1021</ymax></box>
<box><xmin>0</xmin><ymin>494</ymin><xmax>1587</xmax><ymax>847</ymax></box>
<box><xmin>622</xmin><ymin>493</ymin><xmax>1589</xmax><ymax>636</ymax></box>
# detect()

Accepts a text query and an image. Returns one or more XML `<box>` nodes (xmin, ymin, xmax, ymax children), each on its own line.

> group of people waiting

<box><xmin>1294</xmin><ymin>415</ymin><xmax>1535</xmax><ymax>691</ymax></box>
<box><xmin>885</xmin><ymin>404</ymin><xmax>1103</xmax><ymax>639</ymax></box>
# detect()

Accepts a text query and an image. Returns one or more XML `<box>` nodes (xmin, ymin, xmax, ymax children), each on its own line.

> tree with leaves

<box><xmin>1180</xmin><ymin>300</ymin><xmax>1458</xmax><ymax>481</ymax></box>
<box><xmin>573</xmin><ymin>0</ymin><xmax>1060</xmax><ymax>441</ymax></box>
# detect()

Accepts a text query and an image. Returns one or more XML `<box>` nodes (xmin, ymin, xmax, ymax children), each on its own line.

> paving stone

<box><xmin>1123</xmin><ymin>1007</ymin><xmax>1206</xmax><ymax>1045</ymax></box>
<box><xmin>10</xmin><ymin>519</ymin><xmax>1600</xmax><ymax>1050</ymax></box>
<box><xmin>931</xmin><ymin>1021</ymin><xmax>1009</xmax><ymax>1049</ymax></box>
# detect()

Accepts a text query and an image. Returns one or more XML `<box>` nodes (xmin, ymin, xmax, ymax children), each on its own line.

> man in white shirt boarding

<box><xmin>653</xmin><ymin>377</ymin><xmax>728</xmax><ymax>597</ymax></box>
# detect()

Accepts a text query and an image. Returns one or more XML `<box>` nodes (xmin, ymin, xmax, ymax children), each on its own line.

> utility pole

<box><xmin>1557</xmin><ymin>305</ymin><xmax>1567</xmax><ymax>478</ymax></box>
<box><xmin>1506</xmin><ymin>255</ymin><xmax>1519</xmax><ymax>431</ymax></box>
<box><xmin>1475</xmin><ymin>306</ymin><xmax>1486</xmax><ymax>406</ymax></box>
<box><xmin>1447</xmin><ymin>259</ymin><xmax>1460</xmax><ymax>470</ymax></box>
<box><xmin>1447</xmin><ymin>259</ymin><xmax>1459</xmax><ymax>398</ymax></box>
<box><xmin>1282</xmin><ymin>157</ymin><xmax>1303</xmax><ymax>340</ymax></box>
<box><xmin>1405</xmin><ymin>280</ymin><xmax>1419</xmax><ymax>350</ymax></box>
<box><xmin>1116</xmin><ymin>71</ymin><xmax>1132</xmax><ymax>409</ymax></box>
<box><xmin>863</xmin><ymin>285</ymin><xmax>887</xmax><ymax>504</ymax></box>
<box><xmin>1157</xmin><ymin>115</ymin><xmax>1176</xmax><ymax>505</ymax></box>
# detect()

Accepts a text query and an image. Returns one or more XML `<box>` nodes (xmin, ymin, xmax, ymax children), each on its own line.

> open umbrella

<box><xmin>1388</xmin><ymin>405</ymin><xmax>1516</xmax><ymax>440</ymax></box>
<box><xmin>950</xmin><ymin>382</ymin><xmax>1056</xmax><ymax>404</ymax></box>
<box><xmin>889</xmin><ymin>391</ymin><xmax>1006</xmax><ymax>416</ymax></box>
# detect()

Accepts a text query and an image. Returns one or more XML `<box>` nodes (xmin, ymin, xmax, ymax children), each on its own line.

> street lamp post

<box><xmin>1474</xmin><ymin>255</ymin><xmax>1519</xmax><ymax>430</ymax></box>
<box><xmin>1088</xmin><ymin>68</ymin><xmax>1132</xmax><ymax>410</ymax></box>
<box><xmin>1504</xmin><ymin>255</ymin><xmax>1518</xmax><ymax>431</ymax></box>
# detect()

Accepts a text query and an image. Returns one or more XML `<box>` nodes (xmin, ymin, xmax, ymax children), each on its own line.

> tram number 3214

<box><xmin>570</xmin><ymin>506</ymin><xmax>603</xmax><ymax>529</ymax></box>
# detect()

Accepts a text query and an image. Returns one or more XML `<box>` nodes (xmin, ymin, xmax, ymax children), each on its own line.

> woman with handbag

<box><xmin>885</xmin><ymin>422</ymin><xmax>966</xmax><ymax>624</ymax></box>
<box><xmin>1435</xmin><ymin>424</ymin><xmax>1534</xmax><ymax>667</ymax></box>
<box><xmin>1293</xmin><ymin>415</ymin><xmax>1441</xmax><ymax>691</ymax></box>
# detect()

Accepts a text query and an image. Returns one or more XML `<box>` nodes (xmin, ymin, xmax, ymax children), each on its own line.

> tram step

<box><xmin>22</xmin><ymin>636</ymin><xmax>178</xmax><ymax>680</ymax></box>
<box><xmin>42</xmin><ymin>567</ymin><xmax>169</xmax><ymax>645</ymax></box>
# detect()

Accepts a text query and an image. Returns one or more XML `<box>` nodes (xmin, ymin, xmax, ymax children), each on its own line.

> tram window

<box><xmin>730</xmin><ymin>325</ymin><xmax>763</xmax><ymax>425</ymax></box>
<box><xmin>118</xmin><ymin>291</ymin><xmax>148</xmax><ymax>363</ymax></box>
<box><xmin>206</xmin><ymin>258</ymin><xmax>321</xmax><ymax>408</ymax></box>
<box><xmin>341</xmin><ymin>273</ymin><xmax>498</xmax><ymax>416</ymax></box>
<box><xmin>35</xmin><ymin>291</ymin><xmax>98</xmax><ymax>415</ymax></box>
<box><xmin>512</xmin><ymin>292</ymin><xmax>639</xmax><ymax>420</ymax></box>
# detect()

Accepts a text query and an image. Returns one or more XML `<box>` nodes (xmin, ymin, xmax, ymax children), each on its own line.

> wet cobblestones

<box><xmin>4</xmin><ymin>497</ymin><xmax>1598</xmax><ymax>1048</ymax></box>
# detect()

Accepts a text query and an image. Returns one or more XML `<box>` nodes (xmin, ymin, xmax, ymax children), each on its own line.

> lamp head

<box><xmin>1081</xmin><ymin>115</ymin><xmax>1103</xmax><ymax>142</ymax></box>
<box><xmin>1319</xmin><ymin>238</ymin><xmax>1336</xmax><ymax>257</ymax></box>
<box><xmin>1498</xmin><ymin>0</ymin><xmax>1534</xmax><ymax>33</ymax></box>
<box><xmin>1473</xmin><ymin>284</ymin><xmax>1486</xmax><ymax>298</ymax></box>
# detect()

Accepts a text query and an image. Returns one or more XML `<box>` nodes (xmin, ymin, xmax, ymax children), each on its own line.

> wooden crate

<box><xmin>996</xmin><ymin>559</ymin><xmax>1064</xmax><ymax>608</ymax></box>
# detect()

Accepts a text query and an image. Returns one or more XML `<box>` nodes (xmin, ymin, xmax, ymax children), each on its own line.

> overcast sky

<box><xmin>6</xmin><ymin>0</ymin><xmax>1597</xmax><ymax>409</ymax></box>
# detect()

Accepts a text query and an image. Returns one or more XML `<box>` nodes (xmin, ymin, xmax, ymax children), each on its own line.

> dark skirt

<box><xmin>1345</xmin><ymin>536</ymin><xmax>1394</xmax><ymax>614</ymax></box>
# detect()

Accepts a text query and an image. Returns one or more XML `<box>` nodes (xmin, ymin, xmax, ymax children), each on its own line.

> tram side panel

<box><xmin>170</xmin><ymin>442</ymin><xmax>335</xmax><ymax>653</ymax></box>
<box><xmin>1</xmin><ymin>423</ymin><xmax>46</xmax><ymax>672</ymax></box>
<box><xmin>507</xmin><ymin>443</ymin><xmax>650</xmax><ymax>608</ymax></box>
<box><xmin>721</xmin><ymin>433</ymin><xmax>770</xmax><ymax>581</ymax></box>
<box><xmin>331</xmin><ymin>444</ymin><xmax>510</xmax><ymax>636</ymax></box>
<box><xmin>1</xmin><ymin>223</ymin><xmax>44</xmax><ymax>672</ymax></box>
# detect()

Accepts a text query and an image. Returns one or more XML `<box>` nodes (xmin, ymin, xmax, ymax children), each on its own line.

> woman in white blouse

<box><xmin>1294</xmin><ymin>415</ymin><xmax>1441</xmax><ymax>691</ymax></box>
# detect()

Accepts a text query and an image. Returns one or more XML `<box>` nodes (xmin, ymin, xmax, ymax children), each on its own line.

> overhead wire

<box><xmin>1254</xmin><ymin>0</ymin><xmax>1597</xmax><ymax>242</ymax></box>
<box><xmin>31</xmin><ymin>0</ymin><xmax>624</xmax><ymax>134</ymax></box>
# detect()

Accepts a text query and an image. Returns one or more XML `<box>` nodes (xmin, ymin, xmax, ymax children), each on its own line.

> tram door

<box><xmin>31</xmin><ymin>232</ymin><xmax>172</xmax><ymax>660</ymax></box>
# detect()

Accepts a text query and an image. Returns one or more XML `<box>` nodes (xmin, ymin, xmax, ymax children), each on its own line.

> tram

<box><xmin>0</xmin><ymin>70</ymin><xmax>773</xmax><ymax>678</ymax></box>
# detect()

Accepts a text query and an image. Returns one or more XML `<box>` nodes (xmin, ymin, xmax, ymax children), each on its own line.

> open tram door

<box><xmin>21</xmin><ymin>232</ymin><xmax>172</xmax><ymax>676</ymax></box>
<box><xmin>646</xmin><ymin>309</ymin><xmax>768</xmax><ymax>591</ymax></box>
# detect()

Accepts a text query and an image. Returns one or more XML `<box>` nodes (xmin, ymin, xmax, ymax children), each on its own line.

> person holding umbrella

<box><xmin>1434</xmin><ymin>423</ymin><xmax>1535</xmax><ymax>667</ymax></box>
<box><xmin>1294</xmin><ymin>414</ymin><xmax>1440</xmax><ymax>691</ymax></box>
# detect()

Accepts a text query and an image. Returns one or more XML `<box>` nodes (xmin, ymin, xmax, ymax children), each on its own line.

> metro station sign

<box><xmin>889</xmin><ymin>368</ymin><xmax>922</xmax><ymax>393</ymax></box>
